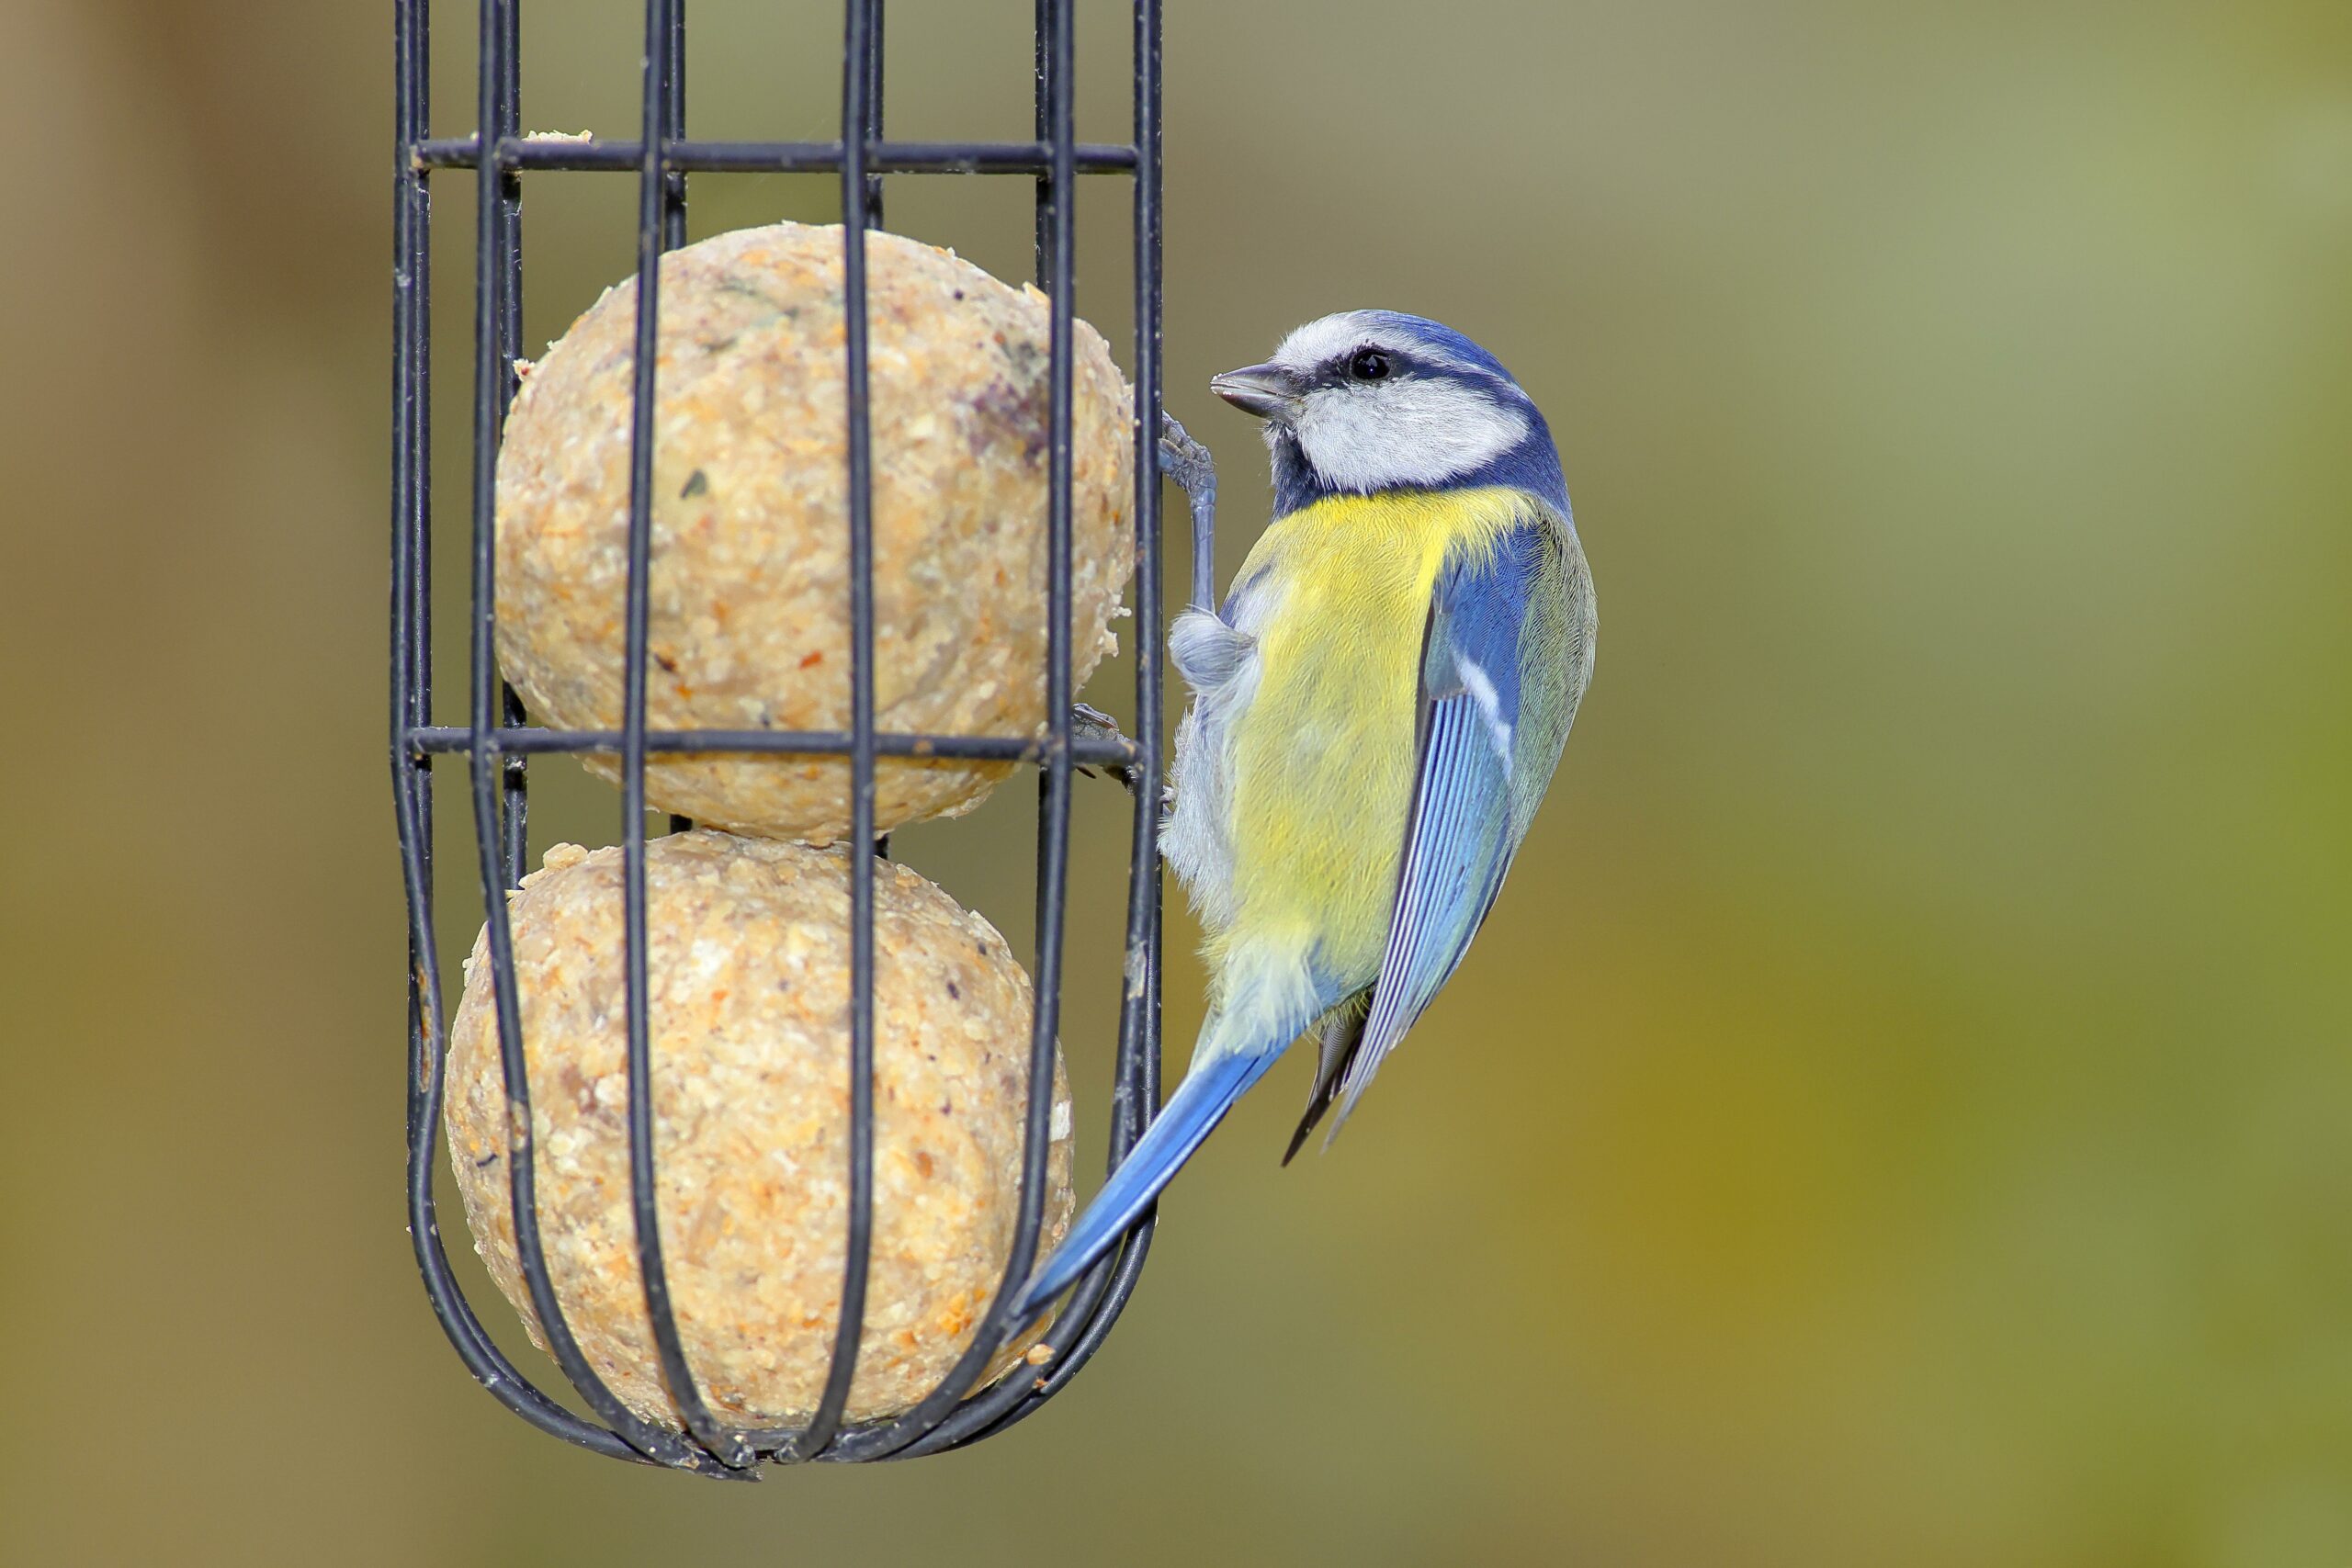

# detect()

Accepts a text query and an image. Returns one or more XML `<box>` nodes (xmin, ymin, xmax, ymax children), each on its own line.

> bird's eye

<box><xmin>1348</xmin><ymin>349</ymin><xmax>1391</xmax><ymax>381</ymax></box>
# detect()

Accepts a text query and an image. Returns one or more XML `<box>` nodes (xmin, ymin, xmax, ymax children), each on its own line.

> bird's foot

<box><xmin>1158</xmin><ymin>412</ymin><xmax>1220</xmax><ymax>613</ymax></box>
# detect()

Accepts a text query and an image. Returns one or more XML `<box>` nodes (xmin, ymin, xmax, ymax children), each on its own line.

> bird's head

<box><xmin>1210</xmin><ymin>310</ymin><xmax>1564</xmax><ymax>518</ymax></box>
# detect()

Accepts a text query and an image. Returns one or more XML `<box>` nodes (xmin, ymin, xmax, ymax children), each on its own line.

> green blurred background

<box><xmin>5</xmin><ymin>1</ymin><xmax>2350</xmax><ymax>1562</ymax></box>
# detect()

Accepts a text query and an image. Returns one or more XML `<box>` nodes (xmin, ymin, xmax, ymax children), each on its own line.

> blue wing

<box><xmin>1317</xmin><ymin>515</ymin><xmax>1566</xmax><ymax>1145</ymax></box>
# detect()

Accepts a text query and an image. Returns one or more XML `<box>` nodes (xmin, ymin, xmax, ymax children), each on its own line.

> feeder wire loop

<box><xmin>781</xmin><ymin>0</ymin><xmax>885</xmax><ymax>1466</ymax></box>
<box><xmin>915</xmin><ymin>0</ymin><xmax>1173</xmax><ymax>1453</ymax></box>
<box><xmin>615</xmin><ymin>0</ymin><xmax>765</xmax><ymax>1474</ymax></box>
<box><xmin>481</xmin><ymin>0</ymin><xmax>741</xmax><ymax>1481</ymax></box>
<box><xmin>392</xmin><ymin>0</ymin><xmax>1177</xmax><ymax>1475</ymax></box>
<box><xmin>821</xmin><ymin>0</ymin><xmax>1083</xmax><ymax>1465</ymax></box>
<box><xmin>390</xmin><ymin>0</ymin><xmax>625</xmax><ymax>1466</ymax></box>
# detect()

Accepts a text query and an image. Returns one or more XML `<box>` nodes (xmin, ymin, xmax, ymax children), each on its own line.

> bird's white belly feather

<box><xmin>1162</xmin><ymin>594</ymin><xmax>1272</xmax><ymax>938</ymax></box>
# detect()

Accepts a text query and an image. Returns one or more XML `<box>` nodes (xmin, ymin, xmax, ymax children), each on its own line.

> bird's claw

<box><xmin>1070</xmin><ymin>702</ymin><xmax>1123</xmax><ymax>745</ymax></box>
<box><xmin>1070</xmin><ymin>703</ymin><xmax>1143</xmax><ymax>794</ymax></box>
<box><xmin>1158</xmin><ymin>412</ymin><xmax>1216</xmax><ymax>496</ymax></box>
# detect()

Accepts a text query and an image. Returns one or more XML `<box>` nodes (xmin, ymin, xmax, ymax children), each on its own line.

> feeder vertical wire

<box><xmin>990</xmin><ymin>0</ymin><xmax>1169</xmax><ymax>1427</ymax></box>
<box><xmin>965</xmin><ymin>0</ymin><xmax>1170</xmax><ymax>1430</ymax></box>
<box><xmin>788</xmin><ymin>0</ymin><xmax>885</xmax><ymax>1464</ymax></box>
<box><xmin>618</xmin><ymin>0</ymin><xmax>762</xmax><ymax>1473</ymax></box>
<box><xmin>841</xmin><ymin>0</ymin><xmax>1167</xmax><ymax>1462</ymax></box>
<box><xmin>662</xmin><ymin>0</ymin><xmax>687</xmax><ymax>251</ymax></box>
<box><xmin>396</xmin><ymin>0</ymin><xmax>650</xmax><ymax>1469</ymax></box>
<box><xmin>966</xmin><ymin>0</ymin><xmax>1162</xmax><ymax>1428</ymax></box>
<box><xmin>859</xmin><ymin>0</ymin><xmax>884</xmax><ymax>231</ymax></box>
<box><xmin>1092</xmin><ymin>0</ymin><xmax>1168</xmax><ymax>1348</ymax></box>
<box><xmin>461</xmin><ymin>0</ymin><xmax>731</xmax><ymax>1479</ymax></box>
<box><xmin>1018</xmin><ymin>0</ymin><xmax>1082</xmax><ymax>1391</ymax></box>
<box><xmin>819</xmin><ymin>0</ymin><xmax>1079</xmax><ymax>1464</ymax></box>
<box><xmin>496</xmin><ymin>0</ymin><xmax>528</xmax><ymax>891</ymax></box>
<box><xmin>662</xmin><ymin>4</ymin><xmax>692</xmax><ymax>843</ymax></box>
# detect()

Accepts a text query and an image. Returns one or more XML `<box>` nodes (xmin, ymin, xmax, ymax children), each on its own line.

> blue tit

<box><xmin>1012</xmin><ymin>310</ymin><xmax>1595</xmax><ymax>1320</ymax></box>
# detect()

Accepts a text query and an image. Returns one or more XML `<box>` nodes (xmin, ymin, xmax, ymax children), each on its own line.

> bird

<box><xmin>1010</xmin><ymin>310</ymin><xmax>1596</xmax><ymax>1322</ymax></box>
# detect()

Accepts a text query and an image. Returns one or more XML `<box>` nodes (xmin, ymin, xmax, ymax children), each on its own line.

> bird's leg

<box><xmin>1159</xmin><ymin>412</ymin><xmax>1219</xmax><ymax>613</ymax></box>
<box><xmin>1070</xmin><ymin>701</ymin><xmax>1141</xmax><ymax>794</ymax></box>
<box><xmin>1068</xmin><ymin>416</ymin><xmax>1217</xmax><ymax>801</ymax></box>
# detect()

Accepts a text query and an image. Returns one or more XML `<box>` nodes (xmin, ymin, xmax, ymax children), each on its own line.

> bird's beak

<box><xmin>1209</xmin><ymin>362</ymin><xmax>1306</xmax><ymax>422</ymax></box>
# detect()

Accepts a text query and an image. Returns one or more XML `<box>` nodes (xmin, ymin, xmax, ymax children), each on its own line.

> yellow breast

<box><xmin>1218</xmin><ymin>487</ymin><xmax>1531</xmax><ymax>988</ymax></box>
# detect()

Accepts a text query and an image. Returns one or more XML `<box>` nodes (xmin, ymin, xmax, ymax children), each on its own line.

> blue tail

<box><xmin>1009</xmin><ymin>1049</ymin><xmax>1282</xmax><ymax>1322</ymax></box>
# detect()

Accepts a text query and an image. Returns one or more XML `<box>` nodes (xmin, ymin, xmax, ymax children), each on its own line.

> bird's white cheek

<box><xmin>1295</xmin><ymin>383</ymin><xmax>1529</xmax><ymax>491</ymax></box>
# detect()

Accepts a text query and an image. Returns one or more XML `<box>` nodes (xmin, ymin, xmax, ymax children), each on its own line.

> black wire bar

<box><xmin>397</xmin><ymin>0</ymin><xmax>654</xmax><ymax>1475</ymax></box>
<box><xmin>413</xmin><ymin>137</ymin><xmax>1137</xmax><ymax>175</ymax></box>
<box><xmin>405</xmin><ymin>724</ymin><xmax>1138</xmax><ymax>763</ymax></box>
<box><xmin>618</xmin><ymin>0</ymin><xmax>765</xmax><ymax>1472</ymax></box>
<box><xmin>395</xmin><ymin>0</ymin><xmax>1178</xmax><ymax>1474</ymax></box>
<box><xmin>872</xmin><ymin>0</ymin><xmax>1169</xmax><ymax>1459</ymax></box>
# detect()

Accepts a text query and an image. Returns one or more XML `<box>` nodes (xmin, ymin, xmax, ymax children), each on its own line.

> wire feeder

<box><xmin>390</xmin><ymin>0</ymin><xmax>1177</xmax><ymax>1475</ymax></box>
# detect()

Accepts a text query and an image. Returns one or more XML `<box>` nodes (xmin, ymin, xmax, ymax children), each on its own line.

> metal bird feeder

<box><xmin>391</xmin><ymin>0</ymin><xmax>1172</xmax><ymax>1474</ymax></box>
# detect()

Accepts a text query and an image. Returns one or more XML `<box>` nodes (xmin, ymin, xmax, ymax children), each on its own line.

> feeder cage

<box><xmin>391</xmin><ymin>0</ymin><xmax>1175</xmax><ymax>1475</ymax></box>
